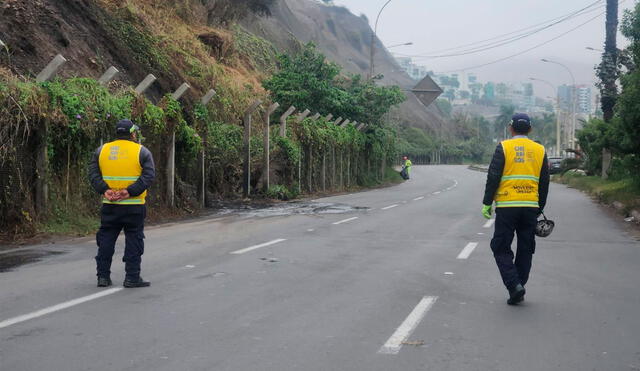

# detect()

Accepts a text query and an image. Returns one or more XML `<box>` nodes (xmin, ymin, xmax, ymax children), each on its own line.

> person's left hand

<box><xmin>482</xmin><ymin>204</ymin><xmax>492</xmax><ymax>219</ymax></box>
<box><xmin>117</xmin><ymin>189</ymin><xmax>130</xmax><ymax>200</ymax></box>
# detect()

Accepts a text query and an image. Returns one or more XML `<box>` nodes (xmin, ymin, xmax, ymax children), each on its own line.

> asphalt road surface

<box><xmin>1</xmin><ymin>165</ymin><xmax>639</xmax><ymax>371</ymax></box>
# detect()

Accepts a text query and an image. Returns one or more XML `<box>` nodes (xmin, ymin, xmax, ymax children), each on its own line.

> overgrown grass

<box><xmin>39</xmin><ymin>207</ymin><xmax>99</xmax><ymax>236</ymax></box>
<box><xmin>555</xmin><ymin>173</ymin><xmax>640</xmax><ymax>212</ymax></box>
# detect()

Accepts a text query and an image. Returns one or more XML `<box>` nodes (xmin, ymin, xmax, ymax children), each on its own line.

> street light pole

<box><xmin>369</xmin><ymin>0</ymin><xmax>394</xmax><ymax>79</ymax></box>
<box><xmin>541</xmin><ymin>58</ymin><xmax>577</xmax><ymax>152</ymax></box>
<box><xmin>530</xmin><ymin>77</ymin><xmax>562</xmax><ymax>156</ymax></box>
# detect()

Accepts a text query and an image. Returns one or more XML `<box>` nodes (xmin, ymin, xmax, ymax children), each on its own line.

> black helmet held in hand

<box><xmin>536</xmin><ymin>213</ymin><xmax>555</xmax><ymax>238</ymax></box>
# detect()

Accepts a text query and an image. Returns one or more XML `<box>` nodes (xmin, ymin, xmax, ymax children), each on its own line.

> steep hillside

<box><xmin>239</xmin><ymin>0</ymin><xmax>448</xmax><ymax>133</ymax></box>
<box><xmin>0</xmin><ymin>0</ymin><xmax>267</xmax><ymax>112</ymax></box>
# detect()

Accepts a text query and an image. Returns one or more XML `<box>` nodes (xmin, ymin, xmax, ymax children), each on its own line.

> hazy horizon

<box><xmin>331</xmin><ymin>0</ymin><xmax>636</xmax><ymax>97</ymax></box>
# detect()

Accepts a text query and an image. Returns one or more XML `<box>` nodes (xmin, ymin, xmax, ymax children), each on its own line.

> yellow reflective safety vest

<box><xmin>98</xmin><ymin>139</ymin><xmax>146</xmax><ymax>205</ymax></box>
<box><xmin>404</xmin><ymin>159</ymin><xmax>412</xmax><ymax>173</ymax></box>
<box><xmin>495</xmin><ymin>137</ymin><xmax>545</xmax><ymax>208</ymax></box>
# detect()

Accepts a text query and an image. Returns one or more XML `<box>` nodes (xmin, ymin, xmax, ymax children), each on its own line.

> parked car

<box><xmin>548</xmin><ymin>156</ymin><xmax>563</xmax><ymax>174</ymax></box>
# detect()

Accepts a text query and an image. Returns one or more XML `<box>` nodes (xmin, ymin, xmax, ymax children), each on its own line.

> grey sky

<box><xmin>331</xmin><ymin>0</ymin><xmax>636</xmax><ymax>97</ymax></box>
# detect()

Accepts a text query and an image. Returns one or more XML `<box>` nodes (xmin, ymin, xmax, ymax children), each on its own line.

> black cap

<box><xmin>115</xmin><ymin>119</ymin><xmax>136</xmax><ymax>136</ymax></box>
<box><xmin>510</xmin><ymin>113</ymin><xmax>531</xmax><ymax>132</ymax></box>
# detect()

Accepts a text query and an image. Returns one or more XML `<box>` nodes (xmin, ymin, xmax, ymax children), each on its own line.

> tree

<box><xmin>263</xmin><ymin>43</ymin><xmax>405</xmax><ymax>125</ymax></box>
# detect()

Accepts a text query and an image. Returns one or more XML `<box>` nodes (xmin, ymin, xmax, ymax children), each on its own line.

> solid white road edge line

<box><xmin>378</xmin><ymin>296</ymin><xmax>438</xmax><ymax>355</ymax></box>
<box><xmin>413</xmin><ymin>196</ymin><xmax>424</xmax><ymax>201</ymax></box>
<box><xmin>230</xmin><ymin>238</ymin><xmax>287</xmax><ymax>255</ymax></box>
<box><xmin>332</xmin><ymin>217</ymin><xmax>358</xmax><ymax>225</ymax></box>
<box><xmin>483</xmin><ymin>219</ymin><xmax>495</xmax><ymax>228</ymax></box>
<box><xmin>0</xmin><ymin>288</ymin><xmax>123</xmax><ymax>330</ymax></box>
<box><xmin>381</xmin><ymin>204</ymin><xmax>398</xmax><ymax>210</ymax></box>
<box><xmin>457</xmin><ymin>242</ymin><xmax>479</xmax><ymax>260</ymax></box>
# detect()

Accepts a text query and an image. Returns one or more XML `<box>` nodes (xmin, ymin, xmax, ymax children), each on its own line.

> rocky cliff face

<box><xmin>240</xmin><ymin>0</ymin><xmax>447</xmax><ymax>133</ymax></box>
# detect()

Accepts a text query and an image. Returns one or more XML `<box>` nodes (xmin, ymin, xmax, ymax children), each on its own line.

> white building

<box><xmin>394</xmin><ymin>56</ymin><xmax>428</xmax><ymax>81</ymax></box>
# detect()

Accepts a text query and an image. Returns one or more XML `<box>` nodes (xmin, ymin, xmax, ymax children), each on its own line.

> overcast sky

<box><xmin>331</xmin><ymin>0</ymin><xmax>636</xmax><ymax>97</ymax></box>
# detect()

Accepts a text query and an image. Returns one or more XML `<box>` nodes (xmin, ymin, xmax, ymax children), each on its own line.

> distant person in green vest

<box><xmin>400</xmin><ymin>156</ymin><xmax>412</xmax><ymax>180</ymax></box>
<box><xmin>88</xmin><ymin>119</ymin><xmax>155</xmax><ymax>288</ymax></box>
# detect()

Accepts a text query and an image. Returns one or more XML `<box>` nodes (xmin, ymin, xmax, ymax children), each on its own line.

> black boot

<box><xmin>123</xmin><ymin>276</ymin><xmax>151</xmax><ymax>288</ymax></box>
<box><xmin>97</xmin><ymin>277</ymin><xmax>112</xmax><ymax>287</ymax></box>
<box><xmin>507</xmin><ymin>284</ymin><xmax>525</xmax><ymax>305</ymax></box>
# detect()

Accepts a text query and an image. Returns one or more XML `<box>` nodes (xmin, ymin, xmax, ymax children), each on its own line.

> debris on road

<box><xmin>402</xmin><ymin>340</ymin><xmax>425</xmax><ymax>346</ymax></box>
<box><xmin>260</xmin><ymin>257</ymin><xmax>279</xmax><ymax>263</ymax></box>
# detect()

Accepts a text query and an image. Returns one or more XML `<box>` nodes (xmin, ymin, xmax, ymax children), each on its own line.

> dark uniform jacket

<box><xmin>483</xmin><ymin>140</ymin><xmax>550</xmax><ymax>211</ymax></box>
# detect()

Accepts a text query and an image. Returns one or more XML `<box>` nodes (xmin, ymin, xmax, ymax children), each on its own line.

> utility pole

<box><xmin>600</xmin><ymin>0</ymin><xmax>618</xmax><ymax>178</ymax></box>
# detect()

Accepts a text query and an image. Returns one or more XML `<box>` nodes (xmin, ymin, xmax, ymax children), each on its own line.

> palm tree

<box><xmin>599</xmin><ymin>0</ymin><xmax>618</xmax><ymax>178</ymax></box>
<box><xmin>601</xmin><ymin>0</ymin><xmax>619</xmax><ymax>122</ymax></box>
<box><xmin>494</xmin><ymin>104</ymin><xmax>515</xmax><ymax>141</ymax></box>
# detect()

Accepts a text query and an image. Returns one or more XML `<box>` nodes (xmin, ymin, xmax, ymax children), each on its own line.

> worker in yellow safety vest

<box><xmin>88</xmin><ymin>119</ymin><xmax>155</xmax><ymax>288</ymax></box>
<box><xmin>482</xmin><ymin>113</ymin><xmax>550</xmax><ymax>305</ymax></box>
<box><xmin>401</xmin><ymin>156</ymin><xmax>412</xmax><ymax>180</ymax></box>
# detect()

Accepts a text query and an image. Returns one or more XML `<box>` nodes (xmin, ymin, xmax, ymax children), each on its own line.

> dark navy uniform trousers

<box><xmin>490</xmin><ymin>207</ymin><xmax>538</xmax><ymax>290</ymax></box>
<box><xmin>95</xmin><ymin>204</ymin><xmax>146</xmax><ymax>279</ymax></box>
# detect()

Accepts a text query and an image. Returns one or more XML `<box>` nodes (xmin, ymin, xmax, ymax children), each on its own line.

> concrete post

<box><xmin>279</xmin><ymin>105</ymin><xmax>296</xmax><ymax>137</ymax></box>
<box><xmin>171</xmin><ymin>82</ymin><xmax>191</xmax><ymax>101</ymax></box>
<box><xmin>322</xmin><ymin>152</ymin><xmax>326</xmax><ymax>192</ymax></box>
<box><xmin>333</xmin><ymin>117</ymin><xmax>343</xmax><ymax>126</ymax></box>
<box><xmin>309</xmin><ymin>113</ymin><xmax>321</xmax><ymax>121</ymax></box>
<box><xmin>98</xmin><ymin>66</ymin><xmax>119</xmax><ymax>86</ymax></box>
<box><xmin>243</xmin><ymin>100</ymin><xmax>262</xmax><ymax>198</ymax></box>
<box><xmin>340</xmin><ymin>150</ymin><xmax>344</xmax><ymax>189</ymax></box>
<box><xmin>198</xmin><ymin>148</ymin><xmax>206</xmax><ymax>208</ymax></box>
<box><xmin>198</xmin><ymin>90</ymin><xmax>216</xmax><ymax>208</ymax></box>
<box><xmin>201</xmin><ymin>89</ymin><xmax>217</xmax><ymax>105</ymax></box>
<box><xmin>332</xmin><ymin>146</ymin><xmax>336</xmax><ymax>189</ymax></box>
<box><xmin>324</xmin><ymin>114</ymin><xmax>334</xmax><ymax>122</ymax></box>
<box><xmin>340</xmin><ymin>119</ymin><xmax>350</xmax><ymax>127</ymax></box>
<box><xmin>307</xmin><ymin>145</ymin><xmax>313</xmax><ymax>192</ymax></box>
<box><xmin>602</xmin><ymin>148</ymin><xmax>612</xmax><ymax>179</ymax></box>
<box><xmin>36</xmin><ymin>54</ymin><xmax>67</xmax><ymax>83</ymax></box>
<box><xmin>134</xmin><ymin>74</ymin><xmax>157</xmax><ymax>94</ymax></box>
<box><xmin>295</xmin><ymin>109</ymin><xmax>311</xmax><ymax>124</ymax></box>
<box><xmin>166</xmin><ymin>131</ymin><xmax>176</xmax><ymax>207</ymax></box>
<box><xmin>164</xmin><ymin>82</ymin><xmax>190</xmax><ymax>207</ymax></box>
<box><xmin>35</xmin><ymin>121</ymin><xmax>48</xmax><ymax>214</ymax></box>
<box><xmin>263</xmin><ymin>102</ymin><xmax>280</xmax><ymax>191</ymax></box>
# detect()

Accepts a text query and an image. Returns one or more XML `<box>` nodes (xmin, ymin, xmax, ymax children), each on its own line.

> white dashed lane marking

<box><xmin>230</xmin><ymin>239</ymin><xmax>287</xmax><ymax>255</ymax></box>
<box><xmin>333</xmin><ymin>217</ymin><xmax>359</xmax><ymax>225</ymax></box>
<box><xmin>457</xmin><ymin>242</ymin><xmax>479</xmax><ymax>260</ymax></box>
<box><xmin>378</xmin><ymin>296</ymin><xmax>438</xmax><ymax>355</ymax></box>
<box><xmin>0</xmin><ymin>288</ymin><xmax>123</xmax><ymax>330</ymax></box>
<box><xmin>381</xmin><ymin>204</ymin><xmax>399</xmax><ymax>210</ymax></box>
<box><xmin>483</xmin><ymin>219</ymin><xmax>495</xmax><ymax>228</ymax></box>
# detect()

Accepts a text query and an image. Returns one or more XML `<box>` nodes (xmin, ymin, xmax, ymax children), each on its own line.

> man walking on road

<box><xmin>482</xmin><ymin>113</ymin><xmax>549</xmax><ymax>305</ymax></box>
<box><xmin>89</xmin><ymin>119</ymin><xmax>155</xmax><ymax>288</ymax></box>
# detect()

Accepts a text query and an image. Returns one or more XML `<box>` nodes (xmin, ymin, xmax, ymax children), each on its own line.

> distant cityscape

<box><xmin>395</xmin><ymin>56</ymin><xmax>599</xmax><ymax>118</ymax></box>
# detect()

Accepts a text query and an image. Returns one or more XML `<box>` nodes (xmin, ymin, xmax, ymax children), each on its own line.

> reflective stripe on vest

<box><xmin>494</xmin><ymin>138</ymin><xmax>545</xmax><ymax>208</ymax></box>
<box><xmin>98</xmin><ymin>140</ymin><xmax>146</xmax><ymax>205</ymax></box>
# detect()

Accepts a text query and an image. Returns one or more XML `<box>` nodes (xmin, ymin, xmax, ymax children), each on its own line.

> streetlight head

<box><xmin>405</xmin><ymin>42</ymin><xmax>413</xmax><ymax>46</ymax></box>
<box><xmin>541</xmin><ymin>59</ymin><xmax>549</xmax><ymax>62</ymax></box>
